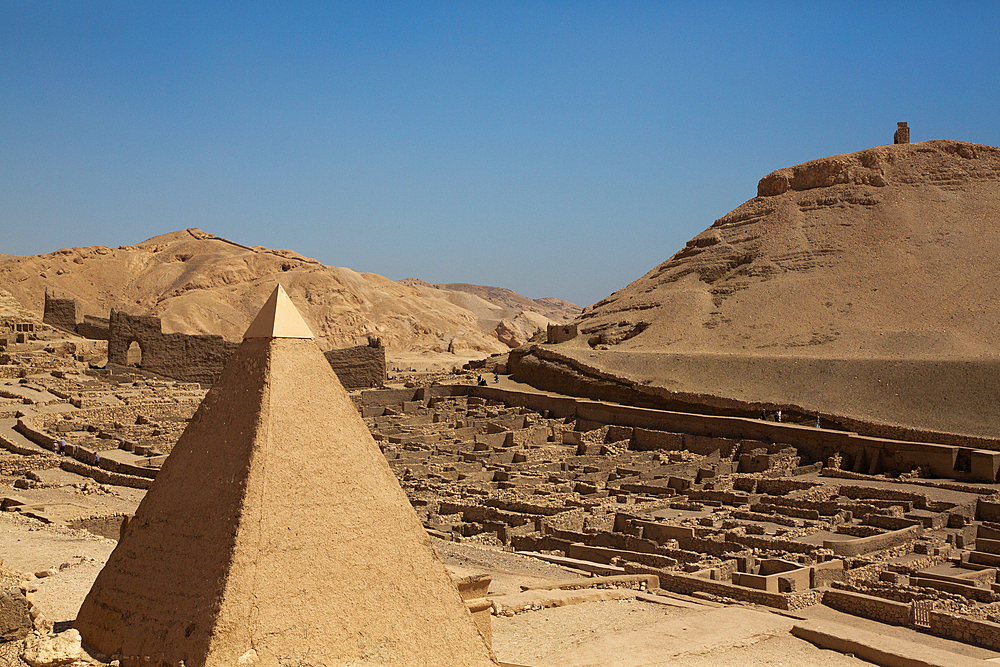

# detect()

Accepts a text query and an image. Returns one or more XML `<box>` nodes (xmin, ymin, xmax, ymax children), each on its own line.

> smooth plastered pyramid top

<box><xmin>243</xmin><ymin>284</ymin><xmax>315</xmax><ymax>339</ymax></box>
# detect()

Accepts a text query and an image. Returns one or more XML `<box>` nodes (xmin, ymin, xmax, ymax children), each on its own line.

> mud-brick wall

<box><xmin>43</xmin><ymin>291</ymin><xmax>80</xmax><ymax>331</ymax></box>
<box><xmin>324</xmin><ymin>342</ymin><xmax>386</xmax><ymax>390</ymax></box>
<box><xmin>107</xmin><ymin>310</ymin><xmax>238</xmax><ymax>385</ymax></box>
<box><xmin>623</xmin><ymin>564</ymin><xmax>822</xmax><ymax>611</ymax></box>
<box><xmin>77</xmin><ymin>315</ymin><xmax>109</xmax><ymax>340</ymax></box>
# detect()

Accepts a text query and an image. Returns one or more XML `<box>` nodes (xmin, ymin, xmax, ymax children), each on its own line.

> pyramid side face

<box><xmin>75</xmin><ymin>340</ymin><xmax>273</xmax><ymax>663</ymax></box>
<box><xmin>203</xmin><ymin>338</ymin><xmax>496</xmax><ymax>666</ymax></box>
<box><xmin>76</xmin><ymin>336</ymin><xmax>496</xmax><ymax>667</ymax></box>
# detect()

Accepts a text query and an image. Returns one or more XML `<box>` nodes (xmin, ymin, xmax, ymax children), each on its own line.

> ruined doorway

<box><xmin>126</xmin><ymin>341</ymin><xmax>142</xmax><ymax>367</ymax></box>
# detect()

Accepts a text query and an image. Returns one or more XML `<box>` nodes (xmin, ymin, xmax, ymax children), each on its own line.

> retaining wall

<box><xmin>59</xmin><ymin>459</ymin><xmax>152</xmax><ymax>490</ymax></box>
<box><xmin>823</xmin><ymin>525</ymin><xmax>921</xmax><ymax>557</ymax></box>
<box><xmin>821</xmin><ymin>588</ymin><xmax>913</xmax><ymax>625</ymax></box>
<box><xmin>624</xmin><ymin>563</ymin><xmax>822</xmax><ymax>610</ymax></box>
<box><xmin>928</xmin><ymin>611</ymin><xmax>1000</xmax><ymax>651</ymax></box>
<box><xmin>458</xmin><ymin>385</ymin><xmax>985</xmax><ymax>481</ymax></box>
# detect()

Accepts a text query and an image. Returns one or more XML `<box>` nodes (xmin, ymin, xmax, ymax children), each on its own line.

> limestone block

<box><xmin>0</xmin><ymin>589</ymin><xmax>31</xmax><ymax>643</ymax></box>
<box><xmin>20</xmin><ymin>629</ymin><xmax>83</xmax><ymax>667</ymax></box>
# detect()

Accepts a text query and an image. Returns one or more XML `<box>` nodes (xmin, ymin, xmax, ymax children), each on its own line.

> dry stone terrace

<box><xmin>7</xmin><ymin>333</ymin><xmax>1000</xmax><ymax>656</ymax></box>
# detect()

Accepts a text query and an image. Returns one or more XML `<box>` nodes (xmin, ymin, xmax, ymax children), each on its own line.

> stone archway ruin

<box><xmin>126</xmin><ymin>340</ymin><xmax>142</xmax><ymax>367</ymax></box>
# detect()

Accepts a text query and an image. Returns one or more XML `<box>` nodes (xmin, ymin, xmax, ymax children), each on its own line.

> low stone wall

<box><xmin>977</xmin><ymin>499</ymin><xmax>1000</xmax><ymax>522</ymax></box>
<box><xmin>909</xmin><ymin>576</ymin><xmax>999</xmax><ymax>603</ymax></box>
<box><xmin>928</xmin><ymin>611</ymin><xmax>1000</xmax><ymax>651</ymax></box>
<box><xmin>623</xmin><ymin>564</ymin><xmax>822</xmax><ymax>610</ymax></box>
<box><xmin>14</xmin><ymin>418</ymin><xmax>56</xmax><ymax>451</ymax></box>
<box><xmin>59</xmin><ymin>459</ymin><xmax>152</xmax><ymax>489</ymax></box>
<box><xmin>821</xmin><ymin>589</ymin><xmax>913</xmax><ymax>626</ymax></box>
<box><xmin>823</xmin><ymin>525</ymin><xmax>921</xmax><ymax>557</ymax></box>
<box><xmin>0</xmin><ymin>430</ymin><xmax>51</xmax><ymax>457</ymax></box>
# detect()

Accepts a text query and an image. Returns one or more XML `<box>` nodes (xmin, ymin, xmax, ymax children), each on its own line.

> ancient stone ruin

<box><xmin>96</xmin><ymin>302</ymin><xmax>386</xmax><ymax>389</ymax></box>
<box><xmin>73</xmin><ymin>285</ymin><xmax>497</xmax><ymax>666</ymax></box>
<box><xmin>323</xmin><ymin>335</ymin><xmax>386</xmax><ymax>389</ymax></box>
<box><xmin>42</xmin><ymin>289</ymin><xmax>81</xmax><ymax>332</ymax></box>
<box><xmin>546</xmin><ymin>322</ymin><xmax>578</xmax><ymax>344</ymax></box>
<box><xmin>894</xmin><ymin>121</ymin><xmax>910</xmax><ymax>144</ymax></box>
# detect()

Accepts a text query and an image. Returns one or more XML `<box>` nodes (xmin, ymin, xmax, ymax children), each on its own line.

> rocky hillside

<box><xmin>399</xmin><ymin>280</ymin><xmax>579</xmax><ymax>348</ymax></box>
<box><xmin>578</xmin><ymin>140</ymin><xmax>1000</xmax><ymax>358</ymax></box>
<box><xmin>513</xmin><ymin>139</ymin><xmax>1000</xmax><ymax>438</ymax></box>
<box><xmin>0</xmin><ymin>229</ymin><xmax>578</xmax><ymax>362</ymax></box>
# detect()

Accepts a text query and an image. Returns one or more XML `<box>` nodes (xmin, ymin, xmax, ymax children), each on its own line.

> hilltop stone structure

<box><xmin>73</xmin><ymin>285</ymin><xmax>497</xmax><ymax>667</ymax></box>
<box><xmin>547</xmin><ymin>322</ymin><xmax>578</xmax><ymax>344</ymax></box>
<box><xmin>894</xmin><ymin>122</ymin><xmax>910</xmax><ymax>144</ymax></box>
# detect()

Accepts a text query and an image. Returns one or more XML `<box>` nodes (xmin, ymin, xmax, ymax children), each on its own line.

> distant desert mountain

<box><xmin>434</xmin><ymin>283</ymin><xmax>580</xmax><ymax>324</ymax></box>
<box><xmin>515</xmin><ymin>139</ymin><xmax>1000</xmax><ymax>438</ymax></box>
<box><xmin>397</xmin><ymin>279</ymin><xmax>581</xmax><ymax>348</ymax></box>
<box><xmin>0</xmin><ymin>228</ymin><xmax>574</xmax><ymax>361</ymax></box>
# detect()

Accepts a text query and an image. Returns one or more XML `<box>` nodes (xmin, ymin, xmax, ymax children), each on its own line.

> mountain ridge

<box><xmin>0</xmin><ymin>230</ymin><xmax>580</xmax><ymax>366</ymax></box>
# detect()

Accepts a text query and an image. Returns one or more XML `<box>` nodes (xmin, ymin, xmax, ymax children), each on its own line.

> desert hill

<box><xmin>398</xmin><ymin>279</ymin><xmax>579</xmax><ymax>348</ymax></box>
<box><xmin>0</xmin><ymin>229</ymin><xmax>578</xmax><ymax>366</ymax></box>
<box><xmin>512</xmin><ymin>139</ymin><xmax>1000</xmax><ymax>439</ymax></box>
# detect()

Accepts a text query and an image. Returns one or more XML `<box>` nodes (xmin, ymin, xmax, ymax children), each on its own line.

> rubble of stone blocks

<box><xmin>355</xmin><ymin>385</ymin><xmax>1000</xmax><ymax>632</ymax></box>
<box><xmin>8</xmin><ymin>337</ymin><xmax>1000</xmax><ymax>653</ymax></box>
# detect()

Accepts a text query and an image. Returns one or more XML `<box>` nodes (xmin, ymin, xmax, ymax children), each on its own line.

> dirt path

<box><xmin>492</xmin><ymin>601</ymin><xmax>868</xmax><ymax>667</ymax></box>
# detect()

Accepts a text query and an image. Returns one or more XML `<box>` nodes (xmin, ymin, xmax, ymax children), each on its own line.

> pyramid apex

<box><xmin>243</xmin><ymin>284</ymin><xmax>315</xmax><ymax>339</ymax></box>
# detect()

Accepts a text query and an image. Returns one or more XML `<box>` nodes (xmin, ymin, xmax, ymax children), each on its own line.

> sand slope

<box><xmin>526</xmin><ymin>140</ymin><xmax>1000</xmax><ymax>437</ymax></box>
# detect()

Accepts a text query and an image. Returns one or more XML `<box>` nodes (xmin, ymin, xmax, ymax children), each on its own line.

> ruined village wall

<box><xmin>324</xmin><ymin>340</ymin><xmax>386</xmax><ymax>390</ymax></box>
<box><xmin>928</xmin><ymin>611</ymin><xmax>1000</xmax><ymax>651</ymax></box>
<box><xmin>359</xmin><ymin>382</ymin><xmax>999</xmax><ymax>483</ymax></box>
<box><xmin>108</xmin><ymin>310</ymin><xmax>386</xmax><ymax>388</ymax></box>
<box><xmin>821</xmin><ymin>589</ymin><xmax>913</xmax><ymax>626</ymax></box>
<box><xmin>42</xmin><ymin>291</ymin><xmax>80</xmax><ymax>332</ymax></box>
<box><xmin>77</xmin><ymin>315</ymin><xmax>110</xmax><ymax>340</ymax></box>
<box><xmin>108</xmin><ymin>310</ymin><xmax>237</xmax><ymax>385</ymax></box>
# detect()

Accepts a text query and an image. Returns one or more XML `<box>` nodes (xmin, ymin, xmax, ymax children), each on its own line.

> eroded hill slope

<box><xmin>514</xmin><ymin>140</ymin><xmax>1000</xmax><ymax>438</ymax></box>
<box><xmin>0</xmin><ymin>229</ymin><xmax>577</xmax><ymax>362</ymax></box>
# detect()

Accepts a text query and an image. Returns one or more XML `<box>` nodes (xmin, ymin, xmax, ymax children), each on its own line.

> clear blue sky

<box><xmin>2</xmin><ymin>2</ymin><xmax>998</xmax><ymax>307</ymax></box>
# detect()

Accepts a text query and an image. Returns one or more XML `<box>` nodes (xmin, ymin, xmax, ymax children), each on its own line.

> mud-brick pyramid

<box><xmin>74</xmin><ymin>285</ymin><xmax>497</xmax><ymax>667</ymax></box>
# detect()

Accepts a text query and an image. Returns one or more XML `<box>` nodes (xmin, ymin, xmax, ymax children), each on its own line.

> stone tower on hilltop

<box><xmin>894</xmin><ymin>122</ymin><xmax>910</xmax><ymax>144</ymax></box>
<box><xmin>74</xmin><ymin>285</ymin><xmax>497</xmax><ymax>667</ymax></box>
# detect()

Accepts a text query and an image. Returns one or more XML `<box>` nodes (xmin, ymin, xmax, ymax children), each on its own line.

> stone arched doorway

<box><xmin>126</xmin><ymin>341</ymin><xmax>143</xmax><ymax>367</ymax></box>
